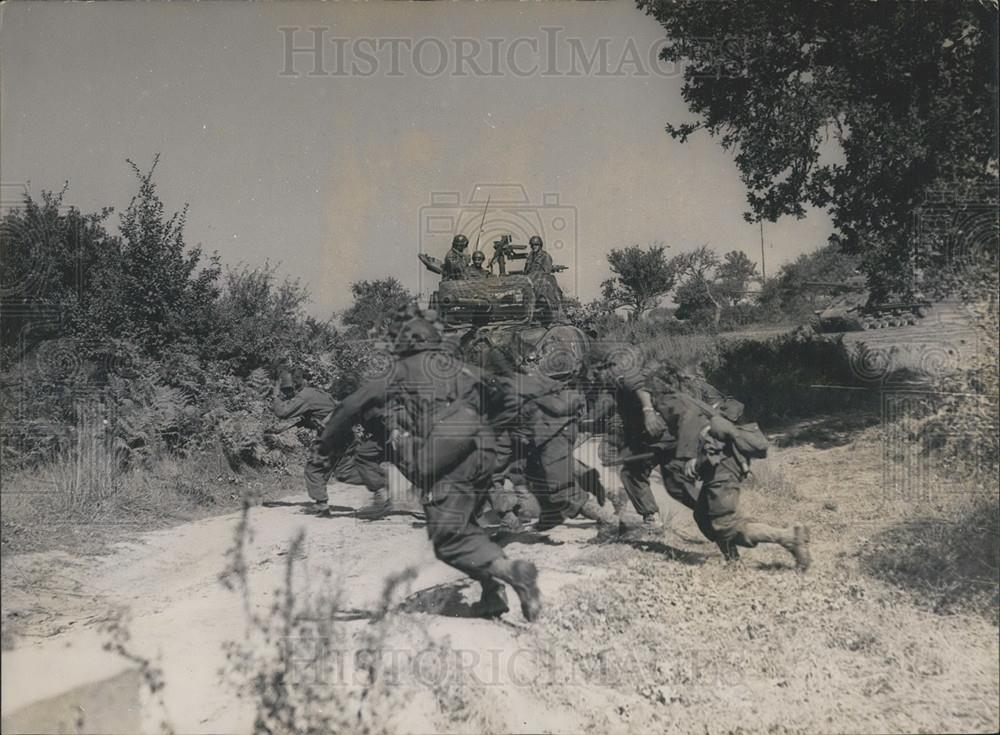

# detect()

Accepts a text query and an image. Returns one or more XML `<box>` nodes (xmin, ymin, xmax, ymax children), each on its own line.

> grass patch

<box><xmin>1</xmin><ymin>430</ymin><xmax>299</xmax><ymax>556</ymax></box>
<box><xmin>860</xmin><ymin>488</ymin><xmax>999</xmax><ymax>623</ymax></box>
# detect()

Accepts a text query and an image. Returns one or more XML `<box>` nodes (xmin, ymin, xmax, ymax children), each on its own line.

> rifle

<box><xmin>602</xmin><ymin>451</ymin><xmax>658</xmax><ymax>467</ymax></box>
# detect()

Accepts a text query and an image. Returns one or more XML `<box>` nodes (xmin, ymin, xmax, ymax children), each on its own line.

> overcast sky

<box><xmin>1</xmin><ymin>0</ymin><xmax>834</xmax><ymax>317</ymax></box>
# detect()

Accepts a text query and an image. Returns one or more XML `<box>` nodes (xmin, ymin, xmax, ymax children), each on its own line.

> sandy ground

<box><xmin>2</xmin><ymin>431</ymin><xmax>998</xmax><ymax>734</ymax></box>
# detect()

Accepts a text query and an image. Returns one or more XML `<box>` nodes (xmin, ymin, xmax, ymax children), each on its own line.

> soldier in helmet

<box><xmin>483</xmin><ymin>346</ymin><xmax>622</xmax><ymax>538</ymax></box>
<box><xmin>523</xmin><ymin>235</ymin><xmax>563</xmax><ymax>324</ymax></box>
<box><xmin>523</xmin><ymin>235</ymin><xmax>553</xmax><ymax>276</ymax></box>
<box><xmin>317</xmin><ymin>317</ymin><xmax>542</xmax><ymax>622</ymax></box>
<box><xmin>594</xmin><ymin>346</ymin><xmax>811</xmax><ymax>570</ymax></box>
<box><xmin>469</xmin><ymin>250</ymin><xmax>491</xmax><ymax>279</ymax></box>
<box><xmin>271</xmin><ymin>369</ymin><xmax>339</xmax><ymax>513</ymax></box>
<box><xmin>442</xmin><ymin>234</ymin><xmax>471</xmax><ymax>281</ymax></box>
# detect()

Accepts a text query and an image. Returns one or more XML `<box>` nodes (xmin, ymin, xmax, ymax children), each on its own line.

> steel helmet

<box><xmin>393</xmin><ymin>317</ymin><xmax>441</xmax><ymax>355</ymax></box>
<box><xmin>472</xmin><ymin>250</ymin><xmax>486</xmax><ymax>263</ymax></box>
<box><xmin>529</xmin><ymin>235</ymin><xmax>543</xmax><ymax>247</ymax></box>
<box><xmin>452</xmin><ymin>234</ymin><xmax>469</xmax><ymax>249</ymax></box>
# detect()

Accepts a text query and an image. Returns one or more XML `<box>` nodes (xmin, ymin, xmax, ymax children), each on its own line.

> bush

<box><xmin>707</xmin><ymin>331</ymin><xmax>878</xmax><ymax>424</ymax></box>
<box><xmin>211</xmin><ymin>263</ymin><xmax>315</xmax><ymax>377</ymax></box>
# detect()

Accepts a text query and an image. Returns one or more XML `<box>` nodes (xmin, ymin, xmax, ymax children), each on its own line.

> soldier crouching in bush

<box><xmin>271</xmin><ymin>368</ymin><xmax>387</xmax><ymax>516</ymax></box>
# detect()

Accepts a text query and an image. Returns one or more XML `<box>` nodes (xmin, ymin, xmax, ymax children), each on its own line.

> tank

<box><xmin>806</xmin><ymin>275</ymin><xmax>931</xmax><ymax>333</ymax></box>
<box><xmin>418</xmin><ymin>240</ymin><xmax>588</xmax><ymax>380</ymax></box>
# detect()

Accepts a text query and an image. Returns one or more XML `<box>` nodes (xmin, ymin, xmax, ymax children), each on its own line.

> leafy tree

<box><xmin>757</xmin><ymin>243</ymin><xmax>862</xmax><ymax>322</ymax></box>
<box><xmin>0</xmin><ymin>186</ymin><xmax>116</xmax><ymax>358</ymax></box>
<box><xmin>340</xmin><ymin>277</ymin><xmax>414</xmax><ymax>339</ymax></box>
<box><xmin>563</xmin><ymin>295</ymin><xmax>621</xmax><ymax>335</ymax></box>
<box><xmin>714</xmin><ymin>250</ymin><xmax>760</xmax><ymax>306</ymax></box>
<box><xmin>82</xmin><ymin>155</ymin><xmax>221</xmax><ymax>354</ymax></box>
<box><xmin>601</xmin><ymin>244</ymin><xmax>676</xmax><ymax>320</ymax></box>
<box><xmin>211</xmin><ymin>262</ymin><xmax>313</xmax><ymax>376</ymax></box>
<box><xmin>671</xmin><ymin>246</ymin><xmax>723</xmax><ymax>327</ymax></box>
<box><xmin>638</xmin><ymin>0</ymin><xmax>999</xmax><ymax>296</ymax></box>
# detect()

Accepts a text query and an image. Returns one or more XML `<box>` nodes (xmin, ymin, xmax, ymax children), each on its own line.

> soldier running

<box><xmin>317</xmin><ymin>317</ymin><xmax>542</xmax><ymax>621</ymax></box>
<box><xmin>595</xmin><ymin>346</ymin><xmax>811</xmax><ymax>569</ymax></box>
<box><xmin>483</xmin><ymin>346</ymin><xmax>621</xmax><ymax>537</ymax></box>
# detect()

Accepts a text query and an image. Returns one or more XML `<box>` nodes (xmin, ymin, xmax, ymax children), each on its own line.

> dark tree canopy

<box><xmin>670</xmin><ymin>245</ymin><xmax>722</xmax><ymax>326</ymax></box>
<box><xmin>714</xmin><ymin>250</ymin><xmax>760</xmax><ymax>306</ymax></box>
<box><xmin>83</xmin><ymin>156</ymin><xmax>221</xmax><ymax>354</ymax></box>
<box><xmin>340</xmin><ymin>277</ymin><xmax>414</xmax><ymax>338</ymax></box>
<box><xmin>638</xmin><ymin>0</ymin><xmax>999</xmax><ymax>296</ymax></box>
<box><xmin>601</xmin><ymin>244</ymin><xmax>676</xmax><ymax>320</ymax></box>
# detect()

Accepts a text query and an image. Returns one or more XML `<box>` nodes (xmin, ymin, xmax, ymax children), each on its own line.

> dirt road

<box><xmin>2</xmin><ymin>430</ymin><xmax>998</xmax><ymax>734</ymax></box>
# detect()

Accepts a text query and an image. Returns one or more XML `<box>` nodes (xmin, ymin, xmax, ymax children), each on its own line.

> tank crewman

<box><xmin>523</xmin><ymin>235</ymin><xmax>553</xmax><ymax>276</ymax></box>
<box><xmin>442</xmin><ymin>234</ymin><xmax>471</xmax><ymax>281</ymax></box>
<box><xmin>601</xmin><ymin>349</ymin><xmax>811</xmax><ymax>569</ymax></box>
<box><xmin>468</xmin><ymin>250</ymin><xmax>492</xmax><ymax>278</ymax></box>
<box><xmin>522</xmin><ymin>236</ymin><xmax>563</xmax><ymax>323</ymax></box>
<box><xmin>317</xmin><ymin>318</ymin><xmax>542</xmax><ymax>621</ymax></box>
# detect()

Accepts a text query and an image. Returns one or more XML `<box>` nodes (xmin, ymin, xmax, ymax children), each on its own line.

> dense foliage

<box><xmin>0</xmin><ymin>160</ymin><xmax>398</xmax><ymax>474</ymax></box>
<box><xmin>638</xmin><ymin>0</ymin><xmax>999</xmax><ymax>297</ymax></box>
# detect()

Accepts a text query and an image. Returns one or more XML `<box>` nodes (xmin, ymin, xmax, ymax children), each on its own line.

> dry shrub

<box><xmin>220</xmin><ymin>506</ymin><xmax>416</xmax><ymax>735</ymax></box>
<box><xmin>638</xmin><ymin>333</ymin><xmax>722</xmax><ymax>374</ymax></box>
<box><xmin>862</xmin><ymin>296</ymin><xmax>999</xmax><ymax>620</ymax></box>
<box><xmin>40</xmin><ymin>406</ymin><xmax>126</xmax><ymax>517</ymax></box>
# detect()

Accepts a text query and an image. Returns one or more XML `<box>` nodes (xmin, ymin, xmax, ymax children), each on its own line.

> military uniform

<box><xmin>319</xmin><ymin>323</ymin><xmax>542</xmax><ymax>620</ymax></box>
<box><xmin>487</xmin><ymin>367</ymin><xmax>617</xmax><ymax>530</ymax></box>
<box><xmin>331</xmin><ymin>407</ymin><xmax>389</xmax><ymax>493</ymax></box>
<box><xmin>523</xmin><ymin>248</ymin><xmax>553</xmax><ymax>276</ymax></box>
<box><xmin>468</xmin><ymin>264</ymin><xmax>491</xmax><ymax>279</ymax></box>
<box><xmin>442</xmin><ymin>246</ymin><xmax>470</xmax><ymax>281</ymax></box>
<box><xmin>523</xmin><ymin>244</ymin><xmax>563</xmax><ymax>323</ymax></box>
<box><xmin>600</xmin><ymin>351</ymin><xmax>810</xmax><ymax>567</ymax></box>
<box><xmin>271</xmin><ymin>385</ymin><xmax>340</xmax><ymax>504</ymax></box>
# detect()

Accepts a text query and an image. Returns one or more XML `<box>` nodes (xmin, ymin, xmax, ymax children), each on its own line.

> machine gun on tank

<box><xmin>487</xmin><ymin>235</ymin><xmax>527</xmax><ymax>275</ymax></box>
<box><xmin>487</xmin><ymin>234</ymin><xmax>568</xmax><ymax>275</ymax></box>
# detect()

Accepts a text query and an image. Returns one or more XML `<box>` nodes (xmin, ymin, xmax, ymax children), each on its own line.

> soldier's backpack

<box><xmin>709</xmin><ymin>415</ymin><xmax>769</xmax><ymax>459</ymax></box>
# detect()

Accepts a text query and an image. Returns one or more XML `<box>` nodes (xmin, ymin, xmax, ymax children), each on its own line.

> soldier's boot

<box><xmin>609</xmin><ymin>487</ymin><xmax>629</xmax><ymax>516</ymax></box>
<box><xmin>355</xmin><ymin>488</ymin><xmax>391</xmax><ymax>520</ymax></box>
<box><xmin>642</xmin><ymin>512</ymin><xmax>664</xmax><ymax>531</ymax></box>
<box><xmin>473</xmin><ymin>577</ymin><xmax>510</xmax><ymax>619</ymax></box>
<box><xmin>716</xmin><ymin>538</ymin><xmax>741</xmax><ymax>562</ymax></box>
<box><xmin>513</xmin><ymin>485</ymin><xmax>539</xmax><ymax>522</ymax></box>
<box><xmin>311</xmin><ymin>500</ymin><xmax>331</xmax><ymax>517</ymax></box>
<box><xmin>532</xmin><ymin>505</ymin><xmax>567</xmax><ymax>532</ymax></box>
<box><xmin>499</xmin><ymin>511</ymin><xmax>524</xmax><ymax>533</ymax></box>
<box><xmin>788</xmin><ymin>525</ymin><xmax>812</xmax><ymax>571</ymax></box>
<box><xmin>578</xmin><ymin>496</ymin><xmax>624</xmax><ymax>541</ymax></box>
<box><xmin>743</xmin><ymin>523</ymin><xmax>812</xmax><ymax>571</ymax></box>
<box><xmin>487</xmin><ymin>557</ymin><xmax>541</xmax><ymax>622</ymax></box>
